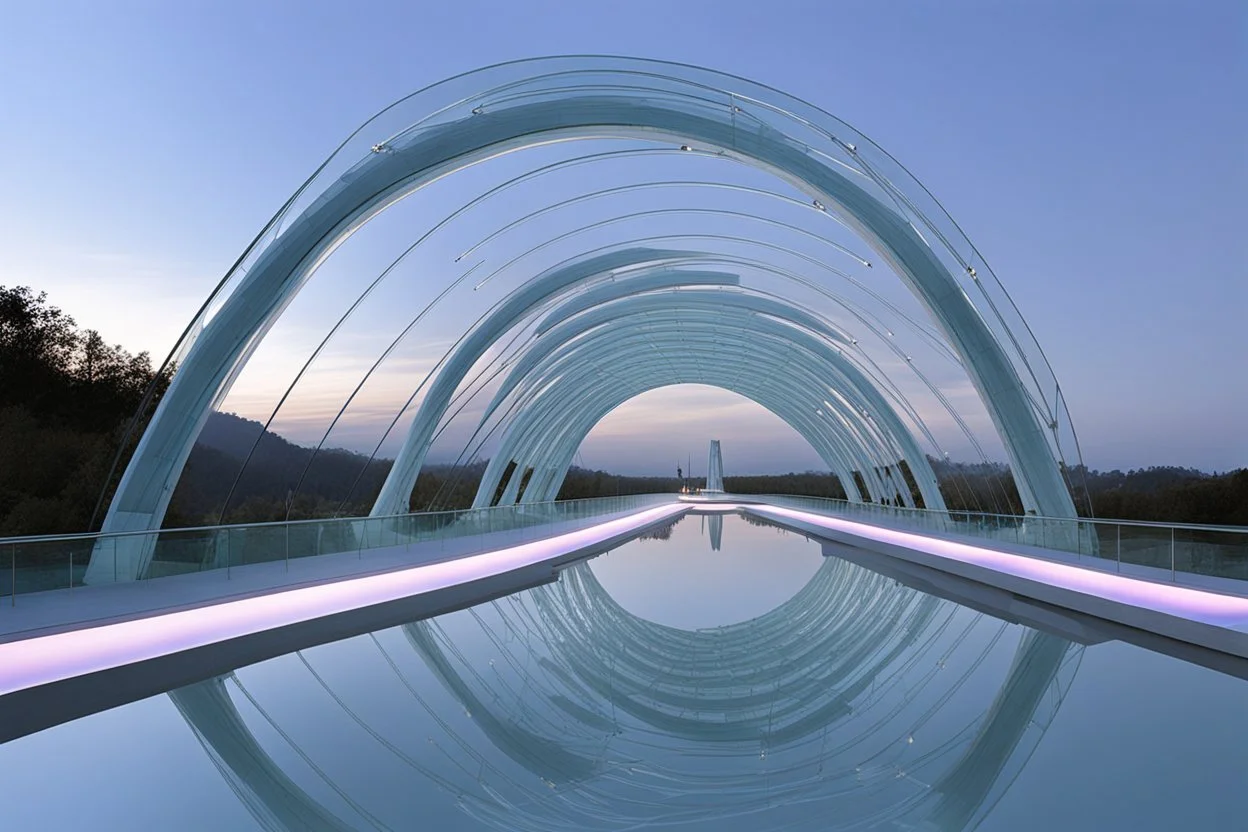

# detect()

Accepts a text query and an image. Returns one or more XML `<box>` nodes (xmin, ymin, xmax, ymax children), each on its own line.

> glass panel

<box><xmin>1081</xmin><ymin>521</ymin><xmax>1118</xmax><ymax>566</ymax></box>
<box><xmin>1118</xmin><ymin>525</ymin><xmax>1172</xmax><ymax>573</ymax></box>
<box><xmin>14</xmin><ymin>539</ymin><xmax>72</xmax><ymax>594</ymax></box>
<box><xmin>240</xmin><ymin>524</ymin><xmax>286</xmax><ymax>567</ymax></box>
<box><xmin>1174</xmin><ymin>528</ymin><xmax>1248</xmax><ymax>581</ymax></box>
<box><xmin>150</xmin><ymin>529</ymin><xmax>217</xmax><ymax>577</ymax></box>
<box><xmin>3</xmin><ymin>543</ymin><xmax>15</xmax><ymax>602</ymax></box>
<box><xmin>286</xmin><ymin>521</ymin><xmax>322</xmax><ymax>561</ymax></box>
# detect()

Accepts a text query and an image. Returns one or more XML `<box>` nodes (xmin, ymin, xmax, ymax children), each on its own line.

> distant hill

<box><xmin>165</xmin><ymin>412</ymin><xmax>394</xmax><ymax>526</ymax></box>
<box><xmin>165</xmin><ymin>411</ymin><xmax>500</xmax><ymax>526</ymax></box>
<box><xmin>194</xmin><ymin>408</ymin><xmax>288</xmax><ymax>459</ymax></box>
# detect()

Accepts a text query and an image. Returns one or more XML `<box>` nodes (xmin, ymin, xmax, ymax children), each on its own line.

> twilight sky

<box><xmin>0</xmin><ymin>0</ymin><xmax>1243</xmax><ymax>474</ymax></box>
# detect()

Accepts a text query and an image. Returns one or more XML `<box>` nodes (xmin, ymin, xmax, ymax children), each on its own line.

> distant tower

<box><xmin>706</xmin><ymin>440</ymin><xmax>724</xmax><ymax>493</ymax></box>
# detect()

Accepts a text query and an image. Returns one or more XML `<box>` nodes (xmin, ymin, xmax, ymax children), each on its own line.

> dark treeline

<box><xmin>926</xmin><ymin>458</ymin><xmax>1024</xmax><ymax>514</ymax></box>
<box><xmin>556</xmin><ymin>467</ymin><xmax>682</xmax><ymax>500</ymax></box>
<box><xmin>0</xmin><ymin>286</ymin><xmax>168</xmax><ymax>535</ymax></box>
<box><xmin>724</xmin><ymin>471</ymin><xmax>847</xmax><ymax>499</ymax></box>
<box><xmin>161</xmin><ymin>434</ymin><xmax>1248</xmax><ymax>527</ymax></box>
<box><xmin>556</xmin><ymin>462</ymin><xmax>1248</xmax><ymax>525</ymax></box>
<box><xmin>163</xmin><ymin>453</ymin><xmax>1248</xmax><ymax>528</ymax></box>
<box><xmin>1077</xmin><ymin>466</ymin><xmax>1248</xmax><ymax>526</ymax></box>
<box><xmin>3</xmin><ymin>286</ymin><xmax>1245</xmax><ymax>534</ymax></box>
<box><xmin>724</xmin><ymin>459</ymin><xmax>1020</xmax><ymax>513</ymax></box>
<box><xmin>410</xmin><ymin>461</ymin><xmax>489</xmax><ymax>512</ymax></box>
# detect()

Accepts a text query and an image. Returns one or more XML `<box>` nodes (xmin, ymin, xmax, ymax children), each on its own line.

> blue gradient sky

<box><xmin>1</xmin><ymin>0</ymin><xmax>1243</xmax><ymax>473</ymax></box>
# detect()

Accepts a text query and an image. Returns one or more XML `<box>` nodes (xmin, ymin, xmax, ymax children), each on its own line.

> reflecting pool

<box><xmin>1</xmin><ymin>513</ymin><xmax>1243</xmax><ymax>830</ymax></box>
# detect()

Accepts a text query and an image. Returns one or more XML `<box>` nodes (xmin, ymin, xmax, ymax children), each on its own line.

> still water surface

<box><xmin>1</xmin><ymin>513</ymin><xmax>1243</xmax><ymax>830</ymax></box>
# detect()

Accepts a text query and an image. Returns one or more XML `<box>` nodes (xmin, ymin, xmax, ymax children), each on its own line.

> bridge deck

<box><xmin>1</xmin><ymin>499</ymin><xmax>1245</xmax><ymax>742</ymax></box>
<box><xmin>0</xmin><ymin>503</ymin><xmax>686</xmax><ymax>742</ymax></box>
<box><xmin>747</xmin><ymin>504</ymin><xmax>1248</xmax><ymax>660</ymax></box>
<box><xmin>0</xmin><ymin>506</ymin><xmax>674</xmax><ymax>643</ymax></box>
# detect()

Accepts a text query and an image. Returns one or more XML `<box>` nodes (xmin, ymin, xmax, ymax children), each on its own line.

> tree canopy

<box><xmin>0</xmin><ymin>286</ymin><xmax>169</xmax><ymax>535</ymax></box>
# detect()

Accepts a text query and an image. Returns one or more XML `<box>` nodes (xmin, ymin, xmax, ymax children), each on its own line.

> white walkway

<box><xmin>0</xmin><ymin>503</ymin><xmax>686</xmax><ymax>739</ymax></box>
<box><xmin>747</xmin><ymin>504</ymin><xmax>1248</xmax><ymax>660</ymax></box>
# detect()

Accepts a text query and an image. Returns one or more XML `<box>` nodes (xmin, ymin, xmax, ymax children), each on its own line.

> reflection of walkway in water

<box><xmin>172</xmin><ymin>520</ymin><xmax>1082</xmax><ymax>831</ymax></box>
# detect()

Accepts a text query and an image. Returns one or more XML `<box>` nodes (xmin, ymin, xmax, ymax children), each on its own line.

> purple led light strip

<box><xmin>0</xmin><ymin>504</ymin><xmax>687</xmax><ymax>698</ymax></box>
<box><xmin>750</xmin><ymin>504</ymin><xmax>1248</xmax><ymax>628</ymax></box>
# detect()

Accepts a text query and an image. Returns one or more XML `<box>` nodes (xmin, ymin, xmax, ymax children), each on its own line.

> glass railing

<box><xmin>0</xmin><ymin>494</ymin><xmax>675</xmax><ymax>602</ymax></box>
<box><xmin>751</xmin><ymin>494</ymin><xmax>1248</xmax><ymax>585</ymax></box>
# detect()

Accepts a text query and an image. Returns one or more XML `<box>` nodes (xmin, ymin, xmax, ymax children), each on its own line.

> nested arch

<box><xmin>93</xmin><ymin>56</ymin><xmax>1084</xmax><ymax>580</ymax></box>
<box><xmin>461</xmin><ymin>284</ymin><xmax>947</xmax><ymax>507</ymax></box>
<box><xmin>470</xmin><ymin>321</ymin><xmax>940</xmax><ymax>510</ymax></box>
<box><xmin>383</xmin><ymin>252</ymin><xmax>955</xmax><ymax>515</ymax></box>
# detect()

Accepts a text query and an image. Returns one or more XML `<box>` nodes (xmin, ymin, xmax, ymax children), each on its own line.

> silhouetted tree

<box><xmin>0</xmin><ymin>286</ymin><xmax>169</xmax><ymax>534</ymax></box>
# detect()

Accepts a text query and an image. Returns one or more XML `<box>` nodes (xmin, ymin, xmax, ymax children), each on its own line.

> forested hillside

<box><xmin>164</xmin><ymin>411</ymin><xmax>394</xmax><ymax>526</ymax></box>
<box><xmin>166</xmin><ymin>412</ymin><xmax>484</xmax><ymax>524</ymax></box>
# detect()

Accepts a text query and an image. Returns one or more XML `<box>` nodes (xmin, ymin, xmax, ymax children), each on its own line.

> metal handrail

<box><xmin>5</xmin><ymin>491</ymin><xmax>1243</xmax><ymax>547</ymax></box>
<box><xmin>748</xmin><ymin>493</ymin><xmax>1248</xmax><ymax>534</ymax></box>
<box><xmin>0</xmin><ymin>493</ymin><xmax>678</xmax><ymax>547</ymax></box>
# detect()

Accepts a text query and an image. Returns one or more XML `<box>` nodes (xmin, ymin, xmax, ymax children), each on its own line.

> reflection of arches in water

<box><xmin>173</xmin><ymin>543</ymin><xmax>1082</xmax><ymax>831</ymax></box>
<box><xmin>170</xmin><ymin>679</ymin><xmax>355</xmax><ymax>832</ymax></box>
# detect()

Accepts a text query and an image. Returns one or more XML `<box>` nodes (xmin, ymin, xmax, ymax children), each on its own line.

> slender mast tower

<box><xmin>706</xmin><ymin>440</ymin><xmax>724</xmax><ymax>493</ymax></box>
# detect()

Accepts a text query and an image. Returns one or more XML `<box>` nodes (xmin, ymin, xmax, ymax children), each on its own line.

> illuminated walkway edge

<box><xmin>746</xmin><ymin>504</ymin><xmax>1248</xmax><ymax>663</ymax></box>
<box><xmin>0</xmin><ymin>503</ymin><xmax>687</xmax><ymax>743</ymax></box>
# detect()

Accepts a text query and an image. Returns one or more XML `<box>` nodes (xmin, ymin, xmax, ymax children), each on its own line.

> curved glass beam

<box><xmin>381</xmin><ymin>244</ymin><xmax>982</xmax><ymax>517</ymax></box>
<box><xmin>368</xmin><ymin>248</ymin><xmax>694</xmax><ymax>517</ymax></box>
<box><xmin>493</xmin><ymin>366</ymin><xmax>867</xmax><ymax>507</ymax></box>
<box><xmin>464</xmin><ymin>289</ymin><xmax>938</xmax><ymax>499</ymax></box>
<box><xmin>457</xmin><ymin>181</ymin><xmax>873</xmax><ymax>268</ymax></box>
<box><xmin>262</xmin><ymin>151</ymin><xmax>730</xmax><ymax>518</ymax></box>
<box><xmin>486</xmin><ymin>291</ymin><xmax>888</xmax><ymax>437</ymax></box>
<box><xmin>480</xmin><ymin>329</ymin><xmax>918</xmax><ymax>508</ymax></box>
<box><xmin>420</xmin><ymin>251</ymin><xmax>975</xmax><ymax>489</ymax></box>
<box><xmin>449</xmin><ymin>307</ymin><xmax>905</xmax><ymax>507</ymax></box>
<box><xmin>512</xmin><ymin>376</ymin><xmax>874</xmax><ymax>509</ymax></box>
<box><xmin>491</xmin><ymin>345</ymin><xmax>905</xmax><ymax>509</ymax></box>
<box><xmin>450</xmin><ymin>190</ymin><xmax>964</xmax><ymax>371</ymax></box>
<box><xmin>439</xmin><ymin>237</ymin><xmax>998</xmax><ymax>500</ymax></box>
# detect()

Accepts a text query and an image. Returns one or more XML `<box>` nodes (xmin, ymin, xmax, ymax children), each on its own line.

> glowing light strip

<box><xmin>750</xmin><ymin>505</ymin><xmax>1248</xmax><ymax>628</ymax></box>
<box><xmin>0</xmin><ymin>504</ymin><xmax>687</xmax><ymax>698</ymax></box>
